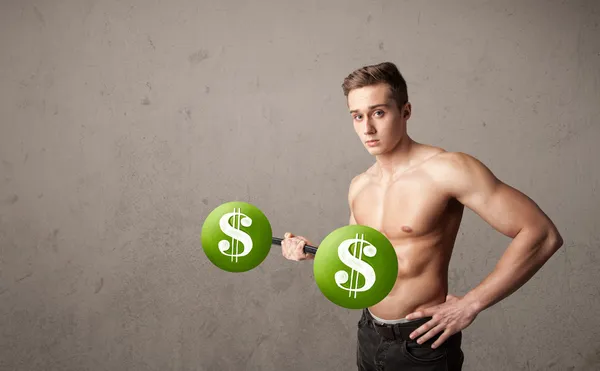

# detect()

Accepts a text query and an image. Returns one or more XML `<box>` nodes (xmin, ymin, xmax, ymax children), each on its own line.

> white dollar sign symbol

<box><xmin>218</xmin><ymin>207</ymin><xmax>253</xmax><ymax>263</ymax></box>
<box><xmin>335</xmin><ymin>234</ymin><xmax>377</xmax><ymax>298</ymax></box>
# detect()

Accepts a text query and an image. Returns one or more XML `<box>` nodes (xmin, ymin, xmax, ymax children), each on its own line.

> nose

<box><xmin>363</xmin><ymin>118</ymin><xmax>376</xmax><ymax>135</ymax></box>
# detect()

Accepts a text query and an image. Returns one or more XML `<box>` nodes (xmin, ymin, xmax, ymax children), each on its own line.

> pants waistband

<box><xmin>362</xmin><ymin>308</ymin><xmax>432</xmax><ymax>342</ymax></box>
<box><xmin>367</xmin><ymin>308</ymin><xmax>421</xmax><ymax>325</ymax></box>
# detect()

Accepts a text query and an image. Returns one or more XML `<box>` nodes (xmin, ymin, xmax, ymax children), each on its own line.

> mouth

<box><xmin>365</xmin><ymin>139</ymin><xmax>379</xmax><ymax>146</ymax></box>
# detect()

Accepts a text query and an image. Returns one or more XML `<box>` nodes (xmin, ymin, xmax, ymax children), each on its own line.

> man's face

<box><xmin>347</xmin><ymin>83</ymin><xmax>409</xmax><ymax>156</ymax></box>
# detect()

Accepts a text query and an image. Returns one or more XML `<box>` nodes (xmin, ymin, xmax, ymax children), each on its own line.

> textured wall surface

<box><xmin>1</xmin><ymin>1</ymin><xmax>599</xmax><ymax>370</ymax></box>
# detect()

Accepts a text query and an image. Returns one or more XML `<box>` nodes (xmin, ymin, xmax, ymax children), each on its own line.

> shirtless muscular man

<box><xmin>281</xmin><ymin>62</ymin><xmax>563</xmax><ymax>371</ymax></box>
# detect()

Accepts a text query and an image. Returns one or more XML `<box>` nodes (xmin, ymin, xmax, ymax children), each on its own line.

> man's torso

<box><xmin>349</xmin><ymin>145</ymin><xmax>464</xmax><ymax>319</ymax></box>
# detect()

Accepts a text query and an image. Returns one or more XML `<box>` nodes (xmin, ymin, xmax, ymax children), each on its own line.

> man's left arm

<box><xmin>406</xmin><ymin>152</ymin><xmax>564</xmax><ymax>347</ymax></box>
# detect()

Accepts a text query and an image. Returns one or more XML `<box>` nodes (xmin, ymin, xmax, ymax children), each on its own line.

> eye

<box><xmin>353</xmin><ymin>114</ymin><xmax>363</xmax><ymax>121</ymax></box>
<box><xmin>374</xmin><ymin>110</ymin><xmax>384</xmax><ymax>117</ymax></box>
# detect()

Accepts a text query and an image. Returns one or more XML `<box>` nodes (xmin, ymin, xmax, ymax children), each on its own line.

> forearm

<box><xmin>463</xmin><ymin>227</ymin><xmax>563</xmax><ymax>314</ymax></box>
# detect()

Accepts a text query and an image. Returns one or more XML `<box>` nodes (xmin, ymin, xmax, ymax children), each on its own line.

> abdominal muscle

<box><xmin>367</xmin><ymin>237</ymin><xmax>454</xmax><ymax>320</ymax></box>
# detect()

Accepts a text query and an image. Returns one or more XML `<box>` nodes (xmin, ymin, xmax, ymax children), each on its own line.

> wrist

<box><xmin>462</xmin><ymin>293</ymin><xmax>485</xmax><ymax>316</ymax></box>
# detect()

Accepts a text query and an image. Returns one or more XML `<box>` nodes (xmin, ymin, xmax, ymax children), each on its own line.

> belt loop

<box><xmin>374</xmin><ymin>324</ymin><xmax>397</xmax><ymax>341</ymax></box>
<box><xmin>392</xmin><ymin>325</ymin><xmax>402</xmax><ymax>341</ymax></box>
<box><xmin>390</xmin><ymin>326</ymin><xmax>397</xmax><ymax>341</ymax></box>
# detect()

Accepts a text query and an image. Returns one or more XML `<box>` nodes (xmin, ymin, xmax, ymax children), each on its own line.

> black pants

<box><xmin>356</xmin><ymin>309</ymin><xmax>464</xmax><ymax>371</ymax></box>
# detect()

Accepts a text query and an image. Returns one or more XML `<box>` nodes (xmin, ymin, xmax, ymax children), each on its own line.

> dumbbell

<box><xmin>200</xmin><ymin>201</ymin><xmax>398</xmax><ymax>309</ymax></box>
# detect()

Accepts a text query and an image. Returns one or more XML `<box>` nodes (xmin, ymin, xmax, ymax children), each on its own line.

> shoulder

<box><xmin>351</xmin><ymin>163</ymin><xmax>380</xmax><ymax>186</ymax></box>
<box><xmin>426</xmin><ymin>151</ymin><xmax>492</xmax><ymax>175</ymax></box>
<box><xmin>348</xmin><ymin>167</ymin><xmax>374</xmax><ymax>205</ymax></box>
<box><xmin>425</xmin><ymin>151</ymin><xmax>500</xmax><ymax>196</ymax></box>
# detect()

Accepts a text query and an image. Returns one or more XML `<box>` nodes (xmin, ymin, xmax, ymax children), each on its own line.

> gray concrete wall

<box><xmin>1</xmin><ymin>0</ymin><xmax>599</xmax><ymax>370</ymax></box>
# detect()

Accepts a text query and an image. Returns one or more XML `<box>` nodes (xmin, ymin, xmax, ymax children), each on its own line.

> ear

<box><xmin>403</xmin><ymin>102</ymin><xmax>412</xmax><ymax>119</ymax></box>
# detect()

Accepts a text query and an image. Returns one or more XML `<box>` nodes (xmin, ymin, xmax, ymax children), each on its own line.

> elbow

<box><xmin>544</xmin><ymin>226</ymin><xmax>564</xmax><ymax>253</ymax></box>
<box><xmin>527</xmin><ymin>221</ymin><xmax>563</xmax><ymax>256</ymax></box>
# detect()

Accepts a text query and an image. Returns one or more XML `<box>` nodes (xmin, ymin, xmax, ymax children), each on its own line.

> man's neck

<box><xmin>374</xmin><ymin>136</ymin><xmax>418</xmax><ymax>182</ymax></box>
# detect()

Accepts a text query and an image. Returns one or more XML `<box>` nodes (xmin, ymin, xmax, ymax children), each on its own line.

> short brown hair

<box><xmin>342</xmin><ymin>62</ymin><xmax>408</xmax><ymax>109</ymax></box>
